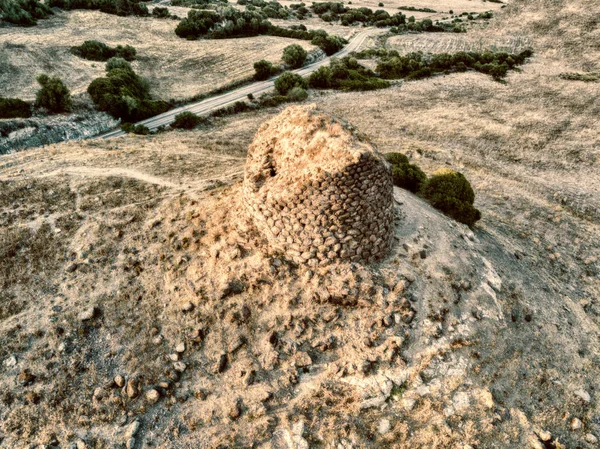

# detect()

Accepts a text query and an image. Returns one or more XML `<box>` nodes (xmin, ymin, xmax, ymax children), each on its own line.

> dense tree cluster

<box><xmin>174</xmin><ymin>7</ymin><xmax>346</xmax><ymax>55</ymax></box>
<box><xmin>309</xmin><ymin>57</ymin><xmax>390</xmax><ymax>91</ymax></box>
<box><xmin>0</xmin><ymin>97</ymin><xmax>32</xmax><ymax>118</ymax></box>
<box><xmin>311</xmin><ymin>2</ymin><xmax>407</xmax><ymax>27</ymax></box>
<box><xmin>87</xmin><ymin>59</ymin><xmax>169</xmax><ymax>122</ymax></box>
<box><xmin>376</xmin><ymin>49</ymin><xmax>533</xmax><ymax>81</ymax></box>
<box><xmin>47</xmin><ymin>0</ymin><xmax>149</xmax><ymax>17</ymax></box>
<box><xmin>71</xmin><ymin>40</ymin><xmax>137</xmax><ymax>62</ymax></box>
<box><xmin>0</xmin><ymin>0</ymin><xmax>52</xmax><ymax>26</ymax></box>
<box><xmin>35</xmin><ymin>74</ymin><xmax>72</xmax><ymax>113</ymax></box>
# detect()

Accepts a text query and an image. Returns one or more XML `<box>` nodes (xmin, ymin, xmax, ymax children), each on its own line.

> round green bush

<box><xmin>421</xmin><ymin>168</ymin><xmax>481</xmax><ymax>226</ymax></box>
<box><xmin>35</xmin><ymin>74</ymin><xmax>72</xmax><ymax>113</ymax></box>
<box><xmin>274</xmin><ymin>71</ymin><xmax>308</xmax><ymax>95</ymax></box>
<box><xmin>384</xmin><ymin>152</ymin><xmax>426</xmax><ymax>193</ymax></box>
<box><xmin>171</xmin><ymin>111</ymin><xmax>206</xmax><ymax>129</ymax></box>
<box><xmin>287</xmin><ymin>87</ymin><xmax>308</xmax><ymax>102</ymax></box>
<box><xmin>282</xmin><ymin>44</ymin><xmax>307</xmax><ymax>69</ymax></box>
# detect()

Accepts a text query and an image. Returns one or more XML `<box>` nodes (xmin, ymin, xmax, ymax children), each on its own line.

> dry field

<box><xmin>0</xmin><ymin>10</ymin><xmax>315</xmax><ymax>102</ymax></box>
<box><xmin>387</xmin><ymin>32</ymin><xmax>532</xmax><ymax>54</ymax></box>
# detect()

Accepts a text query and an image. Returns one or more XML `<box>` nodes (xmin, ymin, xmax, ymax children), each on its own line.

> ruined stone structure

<box><xmin>243</xmin><ymin>105</ymin><xmax>394</xmax><ymax>266</ymax></box>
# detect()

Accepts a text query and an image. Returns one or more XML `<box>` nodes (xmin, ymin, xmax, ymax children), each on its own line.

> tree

<box><xmin>274</xmin><ymin>71</ymin><xmax>308</xmax><ymax>95</ymax></box>
<box><xmin>282</xmin><ymin>44</ymin><xmax>307</xmax><ymax>69</ymax></box>
<box><xmin>253</xmin><ymin>60</ymin><xmax>278</xmax><ymax>81</ymax></box>
<box><xmin>421</xmin><ymin>168</ymin><xmax>481</xmax><ymax>226</ymax></box>
<box><xmin>309</xmin><ymin>66</ymin><xmax>333</xmax><ymax>88</ymax></box>
<box><xmin>35</xmin><ymin>74</ymin><xmax>72</xmax><ymax>113</ymax></box>
<box><xmin>171</xmin><ymin>111</ymin><xmax>206</xmax><ymax>129</ymax></box>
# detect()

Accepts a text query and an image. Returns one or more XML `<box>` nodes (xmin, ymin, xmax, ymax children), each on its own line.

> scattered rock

<box><xmin>78</xmin><ymin>306</ymin><xmax>99</xmax><ymax>321</ymax></box>
<box><xmin>585</xmin><ymin>433</ymin><xmax>598</xmax><ymax>444</ymax></box>
<box><xmin>146</xmin><ymin>389</ymin><xmax>160</xmax><ymax>404</ymax></box>
<box><xmin>378</xmin><ymin>419</ymin><xmax>391</xmax><ymax>435</ymax></box>
<box><xmin>126</xmin><ymin>379</ymin><xmax>139</xmax><ymax>399</ymax></box>
<box><xmin>294</xmin><ymin>351</ymin><xmax>312</xmax><ymax>368</ymax></box>
<box><xmin>535</xmin><ymin>429</ymin><xmax>552</xmax><ymax>442</ymax></box>
<box><xmin>229</xmin><ymin>398</ymin><xmax>242</xmax><ymax>420</ymax></box>
<box><xmin>574</xmin><ymin>389</ymin><xmax>591</xmax><ymax>404</ymax></box>
<box><xmin>3</xmin><ymin>355</ymin><xmax>17</xmax><ymax>367</ymax></box>
<box><xmin>173</xmin><ymin>361</ymin><xmax>187</xmax><ymax>373</ymax></box>
<box><xmin>114</xmin><ymin>375</ymin><xmax>125</xmax><ymax>388</ymax></box>
<box><xmin>175</xmin><ymin>343</ymin><xmax>185</xmax><ymax>353</ymax></box>
<box><xmin>126</xmin><ymin>437</ymin><xmax>136</xmax><ymax>449</ymax></box>
<box><xmin>124</xmin><ymin>420</ymin><xmax>140</xmax><ymax>439</ymax></box>
<box><xmin>571</xmin><ymin>417</ymin><xmax>583</xmax><ymax>430</ymax></box>
<box><xmin>181</xmin><ymin>302</ymin><xmax>194</xmax><ymax>312</ymax></box>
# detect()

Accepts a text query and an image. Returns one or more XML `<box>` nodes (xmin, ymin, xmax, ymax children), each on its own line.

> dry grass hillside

<box><xmin>0</xmin><ymin>10</ymin><xmax>316</xmax><ymax>101</ymax></box>
<box><xmin>1</xmin><ymin>0</ymin><xmax>600</xmax><ymax>448</ymax></box>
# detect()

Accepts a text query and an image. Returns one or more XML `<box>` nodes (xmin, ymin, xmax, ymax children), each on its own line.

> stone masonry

<box><xmin>243</xmin><ymin>104</ymin><xmax>395</xmax><ymax>266</ymax></box>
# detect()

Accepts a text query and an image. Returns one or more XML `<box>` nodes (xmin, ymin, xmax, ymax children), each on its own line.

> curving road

<box><xmin>99</xmin><ymin>29</ymin><xmax>377</xmax><ymax>139</ymax></box>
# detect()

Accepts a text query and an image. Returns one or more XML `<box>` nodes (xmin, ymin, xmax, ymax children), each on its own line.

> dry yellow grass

<box><xmin>387</xmin><ymin>32</ymin><xmax>532</xmax><ymax>54</ymax></box>
<box><xmin>0</xmin><ymin>10</ymin><xmax>315</xmax><ymax>101</ymax></box>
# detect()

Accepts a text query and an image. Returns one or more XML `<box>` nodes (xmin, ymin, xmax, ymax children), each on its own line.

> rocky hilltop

<box><xmin>0</xmin><ymin>106</ymin><xmax>599</xmax><ymax>449</ymax></box>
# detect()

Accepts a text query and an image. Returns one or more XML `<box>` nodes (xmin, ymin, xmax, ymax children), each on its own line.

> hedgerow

<box><xmin>71</xmin><ymin>40</ymin><xmax>136</xmax><ymax>62</ymax></box>
<box><xmin>0</xmin><ymin>98</ymin><xmax>32</xmax><ymax>119</ymax></box>
<box><xmin>376</xmin><ymin>49</ymin><xmax>533</xmax><ymax>81</ymax></box>
<box><xmin>309</xmin><ymin>57</ymin><xmax>390</xmax><ymax>91</ymax></box>
<box><xmin>47</xmin><ymin>0</ymin><xmax>149</xmax><ymax>17</ymax></box>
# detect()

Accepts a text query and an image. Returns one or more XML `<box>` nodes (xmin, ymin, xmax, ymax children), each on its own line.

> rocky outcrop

<box><xmin>243</xmin><ymin>104</ymin><xmax>394</xmax><ymax>266</ymax></box>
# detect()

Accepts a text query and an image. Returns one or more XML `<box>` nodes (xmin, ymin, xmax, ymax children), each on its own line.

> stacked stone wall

<box><xmin>243</xmin><ymin>105</ymin><xmax>394</xmax><ymax>266</ymax></box>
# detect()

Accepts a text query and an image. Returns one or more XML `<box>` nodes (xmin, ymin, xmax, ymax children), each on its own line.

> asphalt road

<box><xmin>99</xmin><ymin>29</ymin><xmax>376</xmax><ymax>139</ymax></box>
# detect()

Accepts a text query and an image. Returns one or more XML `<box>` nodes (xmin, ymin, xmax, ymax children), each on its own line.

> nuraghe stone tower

<box><xmin>243</xmin><ymin>105</ymin><xmax>394</xmax><ymax>266</ymax></box>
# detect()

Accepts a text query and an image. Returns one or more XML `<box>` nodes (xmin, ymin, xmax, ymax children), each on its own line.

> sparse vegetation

<box><xmin>171</xmin><ymin>111</ymin><xmax>209</xmax><ymax>129</ymax></box>
<box><xmin>0</xmin><ymin>0</ymin><xmax>53</xmax><ymax>26</ymax></box>
<box><xmin>384</xmin><ymin>152</ymin><xmax>426</xmax><ymax>193</ymax></box>
<box><xmin>87</xmin><ymin>60</ymin><xmax>169</xmax><ymax>121</ymax></box>
<box><xmin>282</xmin><ymin>44</ymin><xmax>307</xmax><ymax>68</ymax></box>
<box><xmin>35</xmin><ymin>74</ymin><xmax>72</xmax><ymax>113</ymax></box>
<box><xmin>398</xmin><ymin>5</ymin><xmax>436</xmax><ymax>13</ymax></box>
<box><xmin>286</xmin><ymin>86</ymin><xmax>308</xmax><ymax>101</ymax></box>
<box><xmin>71</xmin><ymin>40</ymin><xmax>137</xmax><ymax>62</ymax></box>
<box><xmin>48</xmin><ymin>0</ymin><xmax>149</xmax><ymax>16</ymax></box>
<box><xmin>121</xmin><ymin>122</ymin><xmax>150</xmax><ymax>134</ymax></box>
<box><xmin>253</xmin><ymin>60</ymin><xmax>280</xmax><ymax>80</ymax></box>
<box><xmin>0</xmin><ymin>98</ymin><xmax>32</xmax><ymax>119</ymax></box>
<box><xmin>421</xmin><ymin>168</ymin><xmax>481</xmax><ymax>226</ymax></box>
<box><xmin>559</xmin><ymin>72</ymin><xmax>600</xmax><ymax>82</ymax></box>
<box><xmin>275</xmin><ymin>71</ymin><xmax>308</xmax><ymax>95</ymax></box>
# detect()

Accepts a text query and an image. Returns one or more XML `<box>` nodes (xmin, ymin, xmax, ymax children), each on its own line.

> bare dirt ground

<box><xmin>0</xmin><ymin>10</ymin><xmax>315</xmax><ymax>102</ymax></box>
<box><xmin>1</xmin><ymin>0</ymin><xmax>600</xmax><ymax>448</ymax></box>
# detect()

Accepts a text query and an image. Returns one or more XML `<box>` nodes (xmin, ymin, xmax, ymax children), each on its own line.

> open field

<box><xmin>0</xmin><ymin>10</ymin><xmax>316</xmax><ymax>102</ymax></box>
<box><xmin>387</xmin><ymin>32</ymin><xmax>532</xmax><ymax>54</ymax></box>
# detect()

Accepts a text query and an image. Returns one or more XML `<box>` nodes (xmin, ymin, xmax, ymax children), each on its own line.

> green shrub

<box><xmin>152</xmin><ymin>6</ymin><xmax>170</xmax><ymax>17</ymax></box>
<box><xmin>253</xmin><ymin>60</ymin><xmax>279</xmax><ymax>80</ymax></box>
<box><xmin>310</xmin><ymin>57</ymin><xmax>389</xmax><ymax>91</ymax></box>
<box><xmin>171</xmin><ymin>111</ymin><xmax>207</xmax><ymax>129</ymax></box>
<box><xmin>87</xmin><ymin>63</ymin><xmax>169</xmax><ymax>121</ymax></box>
<box><xmin>71</xmin><ymin>40</ymin><xmax>136</xmax><ymax>62</ymax></box>
<box><xmin>282</xmin><ymin>44</ymin><xmax>307</xmax><ymax>68</ymax></box>
<box><xmin>105</xmin><ymin>57</ymin><xmax>132</xmax><ymax>72</ymax></box>
<box><xmin>35</xmin><ymin>74</ymin><xmax>72</xmax><ymax>113</ymax></box>
<box><xmin>0</xmin><ymin>0</ymin><xmax>53</xmax><ymax>26</ymax></box>
<box><xmin>47</xmin><ymin>0</ymin><xmax>149</xmax><ymax>17</ymax></box>
<box><xmin>287</xmin><ymin>86</ymin><xmax>308</xmax><ymax>101</ymax></box>
<box><xmin>421</xmin><ymin>168</ymin><xmax>481</xmax><ymax>226</ymax></box>
<box><xmin>384</xmin><ymin>152</ymin><xmax>426</xmax><ymax>193</ymax></box>
<box><xmin>0</xmin><ymin>97</ymin><xmax>32</xmax><ymax>118</ymax></box>
<box><xmin>309</xmin><ymin>66</ymin><xmax>333</xmax><ymax>88</ymax></box>
<box><xmin>274</xmin><ymin>71</ymin><xmax>308</xmax><ymax>95</ymax></box>
<box><xmin>121</xmin><ymin>122</ymin><xmax>150</xmax><ymax>134</ymax></box>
